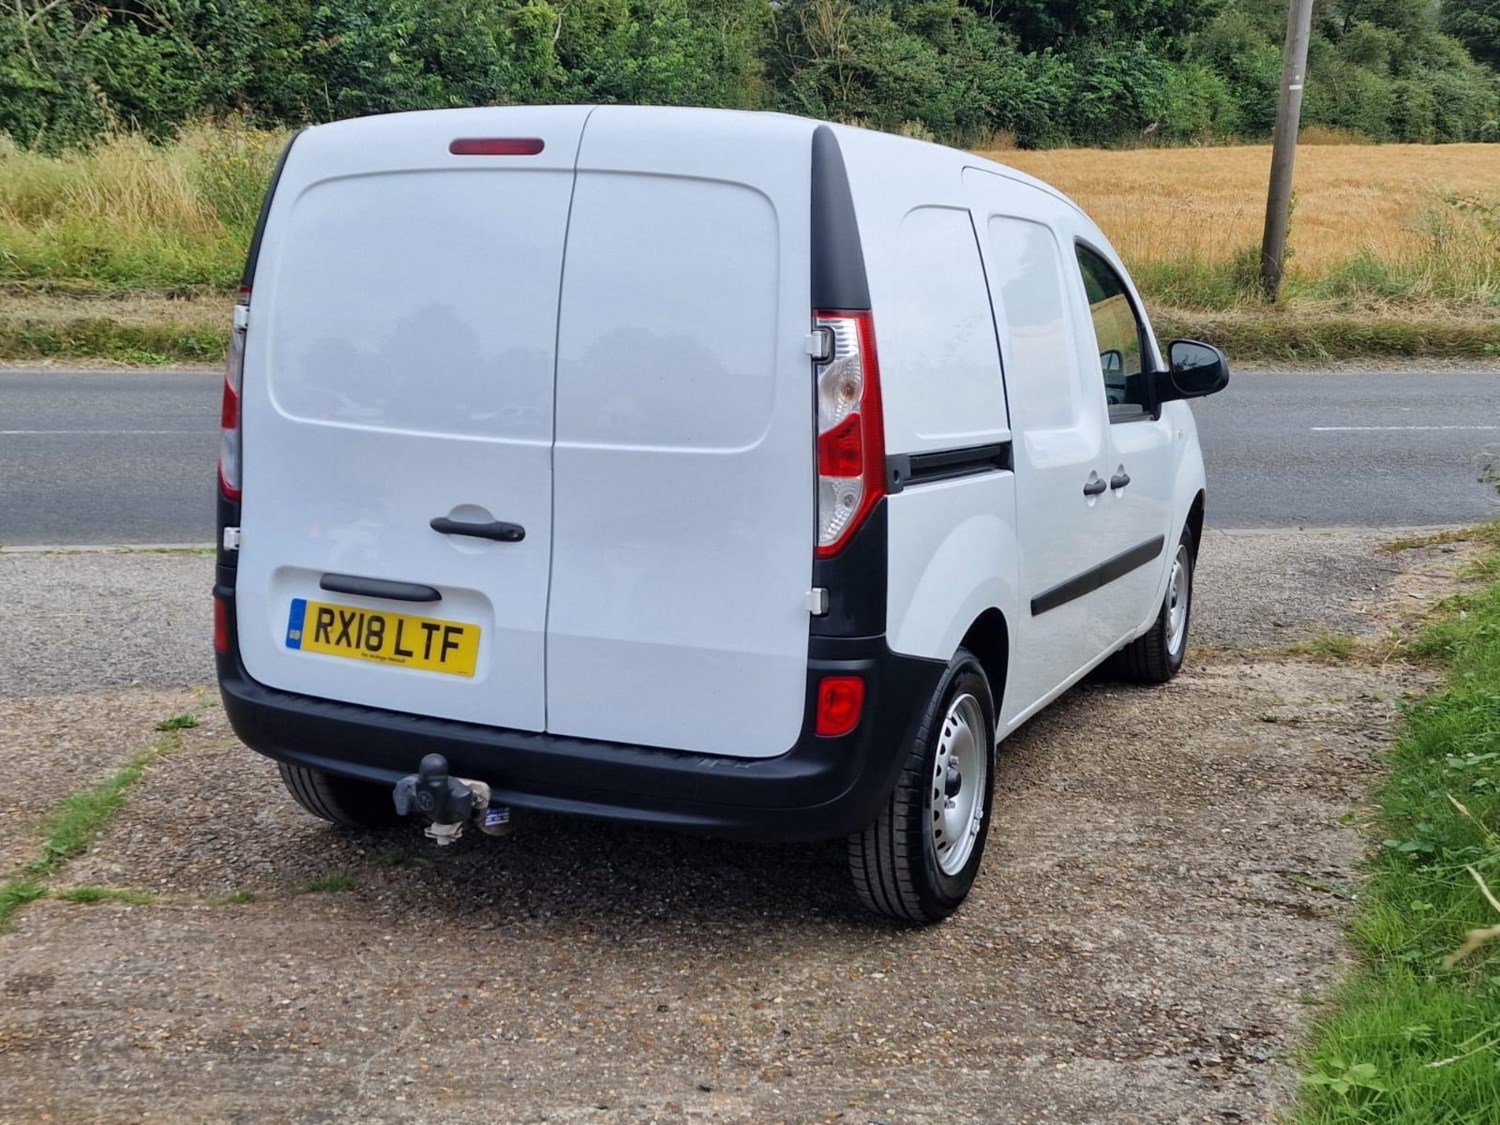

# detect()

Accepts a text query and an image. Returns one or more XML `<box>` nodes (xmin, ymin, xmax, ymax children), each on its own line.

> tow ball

<box><xmin>393</xmin><ymin>753</ymin><xmax>512</xmax><ymax>845</ymax></box>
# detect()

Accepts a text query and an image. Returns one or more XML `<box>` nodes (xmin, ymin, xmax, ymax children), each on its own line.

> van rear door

<box><xmin>234</xmin><ymin>107</ymin><xmax>591</xmax><ymax>731</ymax></box>
<box><xmin>543</xmin><ymin>108</ymin><xmax>817</xmax><ymax>758</ymax></box>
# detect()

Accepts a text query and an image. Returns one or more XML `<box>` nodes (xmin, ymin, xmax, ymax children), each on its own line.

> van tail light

<box><xmin>218</xmin><ymin>285</ymin><xmax>250</xmax><ymax>501</ymax></box>
<box><xmin>213</xmin><ymin>595</ymin><xmax>230</xmax><ymax>654</ymax></box>
<box><xmin>815</xmin><ymin>675</ymin><xmax>866</xmax><ymax>737</ymax></box>
<box><xmin>813</xmin><ymin>310</ymin><xmax>884</xmax><ymax>558</ymax></box>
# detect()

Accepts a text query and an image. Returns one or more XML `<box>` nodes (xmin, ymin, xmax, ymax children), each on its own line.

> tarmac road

<box><xmin>1</xmin><ymin>368</ymin><xmax>1496</xmax><ymax>546</ymax></box>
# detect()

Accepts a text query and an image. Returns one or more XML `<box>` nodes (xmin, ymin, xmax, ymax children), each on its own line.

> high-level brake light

<box><xmin>449</xmin><ymin>138</ymin><xmax>545</xmax><ymax>156</ymax></box>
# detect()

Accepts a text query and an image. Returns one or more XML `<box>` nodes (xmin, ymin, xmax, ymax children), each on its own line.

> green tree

<box><xmin>965</xmin><ymin>0</ymin><xmax>1221</xmax><ymax>52</ymax></box>
<box><xmin>1443</xmin><ymin>0</ymin><xmax>1500</xmax><ymax>67</ymax></box>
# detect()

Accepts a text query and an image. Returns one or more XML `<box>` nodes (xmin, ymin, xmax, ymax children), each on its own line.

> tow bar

<box><xmin>393</xmin><ymin>753</ymin><xmax>512</xmax><ymax>845</ymax></box>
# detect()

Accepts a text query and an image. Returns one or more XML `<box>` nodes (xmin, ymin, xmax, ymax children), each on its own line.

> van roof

<box><xmin>292</xmin><ymin>105</ymin><xmax>1088</xmax><ymax>223</ymax></box>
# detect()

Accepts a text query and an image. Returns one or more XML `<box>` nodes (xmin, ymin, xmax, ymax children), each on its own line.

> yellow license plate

<box><xmin>285</xmin><ymin>598</ymin><xmax>480</xmax><ymax>677</ymax></box>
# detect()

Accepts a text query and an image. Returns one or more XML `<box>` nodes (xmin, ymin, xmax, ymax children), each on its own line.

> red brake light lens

<box><xmin>213</xmin><ymin>595</ymin><xmax>229</xmax><ymax>654</ymax></box>
<box><xmin>816</xmin><ymin>675</ymin><xmax>866</xmax><ymax>737</ymax></box>
<box><xmin>816</xmin><ymin>415</ymin><xmax>864</xmax><ymax>478</ymax></box>
<box><xmin>449</xmin><ymin>138</ymin><xmax>545</xmax><ymax>156</ymax></box>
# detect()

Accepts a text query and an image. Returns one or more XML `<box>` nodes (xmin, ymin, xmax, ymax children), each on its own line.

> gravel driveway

<box><xmin>0</xmin><ymin>529</ymin><xmax>1473</xmax><ymax>1123</ymax></box>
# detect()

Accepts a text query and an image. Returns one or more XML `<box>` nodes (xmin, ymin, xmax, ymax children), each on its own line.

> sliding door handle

<box><xmin>1082</xmin><ymin>478</ymin><xmax>1108</xmax><ymax>498</ymax></box>
<box><xmin>430</xmin><ymin>517</ymin><xmax>526</xmax><ymax>543</ymax></box>
<box><xmin>1110</xmin><ymin>471</ymin><xmax>1131</xmax><ymax>490</ymax></box>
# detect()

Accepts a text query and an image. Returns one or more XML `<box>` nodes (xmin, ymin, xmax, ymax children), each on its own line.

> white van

<box><xmin>215</xmin><ymin>106</ymin><xmax>1228</xmax><ymax>923</ymax></box>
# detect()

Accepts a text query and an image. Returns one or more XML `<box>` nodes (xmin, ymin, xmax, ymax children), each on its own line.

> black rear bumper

<box><xmin>214</xmin><ymin>569</ymin><xmax>942</xmax><ymax>842</ymax></box>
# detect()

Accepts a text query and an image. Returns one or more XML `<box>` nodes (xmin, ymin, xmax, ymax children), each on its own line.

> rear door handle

<box><xmin>1082</xmin><ymin>478</ymin><xmax>1108</xmax><ymax>497</ymax></box>
<box><xmin>1110</xmin><ymin>471</ymin><xmax>1131</xmax><ymax>490</ymax></box>
<box><xmin>429</xmin><ymin>516</ymin><xmax>526</xmax><ymax>543</ymax></box>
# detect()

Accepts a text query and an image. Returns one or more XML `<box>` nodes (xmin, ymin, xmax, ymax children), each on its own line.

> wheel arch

<box><xmin>1185</xmin><ymin>489</ymin><xmax>1206</xmax><ymax>558</ymax></box>
<box><xmin>960</xmin><ymin>607</ymin><xmax>1009</xmax><ymax>719</ymax></box>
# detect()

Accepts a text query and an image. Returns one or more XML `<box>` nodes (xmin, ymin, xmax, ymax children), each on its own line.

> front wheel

<box><xmin>848</xmin><ymin>649</ymin><xmax>996</xmax><ymax>924</ymax></box>
<box><xmin>1112</xmin><ymin>526</ymin><xmax>1195</xmax><ymax>684</ymax></box>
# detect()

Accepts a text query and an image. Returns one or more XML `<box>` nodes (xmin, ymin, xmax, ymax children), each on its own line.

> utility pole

<box><xmin>1260</xmin><ymin>0</ymin><xmax>1315</xmax><ymax>302</ymax></box>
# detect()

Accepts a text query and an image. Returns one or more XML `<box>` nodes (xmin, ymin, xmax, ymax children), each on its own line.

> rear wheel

<box><xmin>278</xmin><ymin>763</ymin><xmax>403</xmax><ymax>829</ymax></box>
<box><xmin>1112</xmin><ymin>526</ymin><xmax>1195</xmax><ymax>684</ymax></box>
<box><xmin>848</xmin><ymin>649</ymin><xmax>996</xmax><ymax>924</ymax></box>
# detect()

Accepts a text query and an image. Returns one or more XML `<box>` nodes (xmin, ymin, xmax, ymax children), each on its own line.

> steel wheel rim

<box><xmin>1166</xmin><ymin>544</ymin><xmax>1191</xmax><ymax>657</ymax></box>
<box><xmin>930</xmin><ymin>692</ymin><xmax>988</xmax><ymax>876</ymax></box>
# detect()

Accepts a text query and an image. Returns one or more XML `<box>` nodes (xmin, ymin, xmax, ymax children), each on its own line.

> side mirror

<box><xmin>1154</xmin><ymin>339</ymin><xmax>1229</xmax><ymax>403</ymax></box>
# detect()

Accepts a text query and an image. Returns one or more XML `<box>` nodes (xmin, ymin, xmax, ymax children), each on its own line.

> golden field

<box><xmin>992</xmin><ymin>142</ymin><xmax>1500</xmax><ymax>308</ymax></box>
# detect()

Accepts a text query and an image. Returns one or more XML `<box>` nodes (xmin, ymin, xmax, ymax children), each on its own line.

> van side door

<box><xmin>964</xmin><ymin>170</ymin><xmax>1118</xmax><ymax>725</ymax></box>
<box><xmin>1062</xmin><ymin>234</ymin><xmax>1179</xmax><ymax>649</ymax></box>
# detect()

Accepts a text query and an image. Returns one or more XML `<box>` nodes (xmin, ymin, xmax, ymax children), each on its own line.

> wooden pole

<box><xmin>1260</xmin><ymin>0</ymin><xmax>1315</xmax><ymax>302</ymax></box>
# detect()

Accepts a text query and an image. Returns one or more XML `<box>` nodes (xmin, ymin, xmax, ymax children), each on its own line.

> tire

<box><xmin>1113</xmin><ymin>526</ymin><xmax>1195</xmax><ymax>684</ymax></box>
<box><xmin>848</xmin><ymin>648</ymin><xmax>996</xmax><ymax>924</ymax></box>
<box><xmin>278</xmin><ymin>762</ymin><xmax>403</xmax><ymax>829</ymax></box>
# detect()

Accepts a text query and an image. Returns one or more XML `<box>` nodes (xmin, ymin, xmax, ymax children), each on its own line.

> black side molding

<box><xmin>810</xmin><ymin>125</ymin><xmax>870</xmax><ymax>310</ymax></box>
<box><xmin>887</xmin><ymin>442</ymin><xmax>1012</xmax><ymax>494</ymax></box>
<box><xmin>320</xmin><ymin>574</ymin><xmax>441</xmax><ymax>603</ymax></box>
<box><xmin>1031</xmin><ymin>535</ymin><xmax>1166</xmax><ymax>616</ymax></box>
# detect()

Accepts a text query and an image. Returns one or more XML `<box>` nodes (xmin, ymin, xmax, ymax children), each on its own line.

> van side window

<box><xmin>881</xmin><ymin>207</ymin><xmax>1009</xmax><ymax>446</ymax></box>
<box><xmin>985</xmin><ymin>215</ymin><xmax>1081</xmax><ymax>433</ymax></box>
<box><xmin>1074</xmin><ymin>245</ymin><xmax>1150</xmax><ymax>421</ymax></box>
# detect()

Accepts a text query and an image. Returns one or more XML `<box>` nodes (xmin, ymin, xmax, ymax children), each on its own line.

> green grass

<box><xmin>1291</xmin><ymin>525</ymin><xmax>1500</xmax><ymax>1124</ymax></box>
<box><xmin>0</xmin><ymin>318</ymin><xmax>228</xmax><ymax>365</ymax></box>
<box><xmin>1286</xmin><ymin>631</ymin><xmax>1363</xmax><ymax>662</ymax></box>
<box><xmin>54</xmin><ymin>886</ymin><xmax>159</xmax><ymax>905</ymax></box>
<box><xmin>0</xmin><ymin>881</ymin><xmax>46</xmax><ymax>929</ymax></box>
<box><xmin>1152</xmin><ymin>308</ymin><xmax>1500</xmax><ymax>364</ymax></box>
<box><xmin>292</xmin><ymin>874</ymin><xmax>356</xmax><ymax>895</ymax></box>
<box><xmin>154</xmin><ymin>713</ymin><xmax>199</xmax><ymax>731</ymax></box>
<box><xmin>25</xmin><ymin>747</ymin><xmax>171</xmax><ymax>879</ymax></box>
<box><xmin>1384</xmin><ymin>528</ymin><xmax>1497</xmax><ymax>554</ymax></box>
<box><xmin>6</xmin><ymin>309</ymin><xmax>1492</xmax><ymax>367</ymax></box>
<box><xmin>0</xmin><ymin>726</ymin><xmax>182</xmax><ymax>931</ymax></box>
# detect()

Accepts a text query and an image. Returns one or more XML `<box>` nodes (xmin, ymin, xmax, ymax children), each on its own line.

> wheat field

<box><xmin>992</xmin><ymin>143</ymin><xmax>1500</xmax><ymax>306</ymax></box>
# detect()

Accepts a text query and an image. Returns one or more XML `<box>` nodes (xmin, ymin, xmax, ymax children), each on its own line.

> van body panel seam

<box><xmin>539</xmin><ymin>105</ymin><xmax>599</xmax><ymax>734</ymax></box>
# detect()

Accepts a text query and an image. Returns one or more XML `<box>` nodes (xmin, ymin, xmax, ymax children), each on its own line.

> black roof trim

<box><xmin>240</xmin><ymin>127</ymin><xmax>306</xmax><ymax>290</ymax></box>
<box><xmin>810</xmin><ymin>125</ymin><xmax>870</xmax><ymax>310</ymax></box>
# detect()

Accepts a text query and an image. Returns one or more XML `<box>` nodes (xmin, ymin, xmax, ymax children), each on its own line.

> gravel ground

<box><xmin>0</xmin><ymin>548</ymin><xmax>214</xmax><ymax>697</ymax></box>
<box><xmin>0</xmin><ymin>531</ymin><xmax>1476</xmax><ymax>1123</ymax></box>
<box><xmin>1194</xmin><ymin>527</ymin><xmax>1458</xmax><ymax>649</ymax></box>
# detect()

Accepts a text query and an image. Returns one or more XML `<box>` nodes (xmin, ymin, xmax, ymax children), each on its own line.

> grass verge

<box><xmin>0</xmin><ymin>727</ymin><xmax>182</xmax><ymax>930</ymax></box>
<box><xmin>0</xmin><ymin>317</ymin><xmax>228</xmax><ymax>365</ymax></box>
<box><xmin>1152</xmin><ymin>308</ymin><xmax>1500</xmax><ymax>364</ymax></box>
<box><xmin>4</xmin><ymin>301</ymin><xmax>1496</xmax><ymax>368</ymax></box>
<box><xmin>1291</xmin><ymin>524</ymin><xmax>1500</xmax><ymax>1123</ymax></box>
